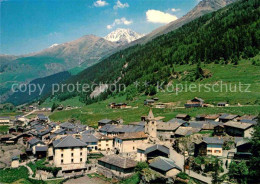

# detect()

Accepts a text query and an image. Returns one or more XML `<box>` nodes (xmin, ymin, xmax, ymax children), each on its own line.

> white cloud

<box><xmin>171</xmin><ymin>8</ymin><xmax>181</xmax><ymax>12</ymax></box>
<box><xmin>107</xmin><ymin>17</ymin><xmax>133</xmax><ymax>29</ymax></box>
<box><xmin>113</xmin><ymin>0</ymin><xmax>129</xmax><ymax>9</ymax></box>
<box><xmin>146</xmin><ymin>9</ymin><xmax>178</xmax><ymax>24</ymax></box>
<box><xmin>94</xmin><ymin>0</ymin><xmax>108</xmax><ymax>7</ymax></box>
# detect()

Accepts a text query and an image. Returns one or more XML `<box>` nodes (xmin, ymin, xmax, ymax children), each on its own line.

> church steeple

<box><xmin>147</xmin><ymin>109</ymin><xmax>154</xmax><ymax>120</ymax></box>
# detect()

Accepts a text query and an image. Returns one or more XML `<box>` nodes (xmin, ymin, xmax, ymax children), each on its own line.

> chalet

<box><xmin>174</xmin><ymin>127</ymin><xmax>201</xmax><ymax>138</ymax></box>
<box><xmin>98</xmin><ymin>155</ymin><xmax>137</xmax><ymax>179</ymax></box>
<box><xmin>37</xmin><ymin>114</ymin><xmax>48</xmax><ymax>122</ymax></box>
<box><xmin>144</xmin><ymin>144</ymin><xmax>169</xmax><ymax>161</ymax></box>
<box><xmin>81</xmin><ymin>134</ymin><xmax>98</xmax><ymax>152</ymax></box>
<box><xmin>28</xmin><ymin>106</ymin><xmax>35</xmax><ymax>111</ymax></box>
<box><xmin>149</xmin><ymin>156</ymin><xmax>182</xmax><ymax>177</ymax></box>
<box><xmin>234</xmin><ymin>139</ymin><xmax>252</xmax><ymax>159</ymax></box>
<box><xmin>196</xmin><ymin>114</ymin><xmax>207</xmax><ymax>121</ymax></box>
<box><xmin>144</xmin><ymin>99</ymin><xmax>155</xmax><ymax>105</ymax></box>
<box><xmin>35</xmin><ymin>146</ymin><xmax>48</xmax><ymax>159</ymax></box>
<box><xmin>204</xmin><ymin>137</ymin><xmax>224</xmax><ymax>156</ymax></box>
<box><xmin>0</xmin><ymin>116</ymin><xmax>11</xmax><ymax>126</ymax></box>
<box><xmin>155</xmin><ymin>103</ymin><xmax>166</xmax><ymax>109</ymax></box>
<box><xmin>59</xmin><ymin>122</ymin><xmax>75</xmax><ymax>131</ymax></box>
<box><xmin>214</xmin><ymin>124</ymin><xmax>225</xmax><ymax>136</ymax></box>
<box><xmin>11</xmin><ymin>156</ymin><xmax>20</xmax><ymax>168</ymax></box>
<box><xmin>236</xmin><ymin>115</ymin><xmax>258</xmax><ymax>122</ymax></box>
<box><xmin>205</xmin><ymin>114</ymin><xmax>220</xmax><ymax>121</ymax></box>
<box><xmin>217</xmin><ymin>102</ymin><xmax>229</xmax><ymax>107</ymax></box>
<box><xmin>219</xmin><ymin>114</ymin><xmax>239</xmax><ymax>123</ymax></box>
<box><xmin>176</xmin><ymin>114</ymin><xmax>191</xmax><ymax>121</ymax></box>
<box><xmin>53</xmin><ymin>136</ymin><xmax>88</xmax><ymax>172</ymax></box>
<box><xmin>57</xmin><ymin>105</ymin><xmax>63</xmax><ymax>110</ymax></box>
<box><xmin>136</xmin><ymin>144</ymin><xmax>153</xmax><ymax>162</ymax></box>
<box><xmin>195</xmin><ymin>137</ymin><xmax>224</xmax><ymax>157</ymax></box>
<box><xmin>184</xmin><ymin>97</ymin><xmax>204</xmax><ymax>108</ymax></box>
<box><xmin>114</xmin><ymin>132</ymin><xmax>148</xmax><ymax>153</ymax></box>
<box><xmin>224</xmin><ymin>121</ymin><xmax>254</xmax><ymax>138</ymax></box>
<box><xmin>27</xmin><ymin>137</ymin><xmax>46</xmax><ymax>157</ymax></box>
<box><xmin>98</xmin><ymin>119</ymin><xmax>118</xmax><ymax>128</ymax></box>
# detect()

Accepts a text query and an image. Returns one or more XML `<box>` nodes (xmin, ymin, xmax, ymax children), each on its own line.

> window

<box><xmin>71</xmin><ymin>153</ymin><xmax>74</xmax><ymax>157</ymax></box>
<box><xmin>106</xmin><ymin>140</ymin><xmax>108</xmax><ymax>142</ymax></box>
<box><xmin>207</xmin><ymin>150</ymin><xmax>212</xmax><ymax>153</ymax></box>
<box><xmin>80</xmin><ymin>158</ymin><xmax>83</xmax><ymax>162</ymax></box>
<box><xmin>133</xmin><ymin>147</ymin><xmax>135</xmax><ymax>150</ymax></box>
<box><xmin>61</xmin><ymin>154</ymin><xmax>63</xmax><ymax>158</ymax></box>
<box><xmin>80</xmin><ymin>152</ymin><xmax>82</xmax><ymax>156</ymax></box>
<box><xmin>71</xmin><ymin>159</ymin><xmax>74</xmax><ymax>163</ymax></box>
<box><xmin>61</xmin><ymin>159</ymin><xmax>63</xmax><ymax>164</ymax></box>
<box><xmin>106</xmin><ymin>144</ymin><xmax>108</xmax><ymax>146</ymax></box>
<box><xmin>214</xmin><ymin>150</ymin><xmax>221</xmax><ymax>153</ymax></box>
<box><xmin>71</xmin><ymin>148</ymin><xmax>74</xmax><ymax>151</ymax></box>
<box><xmin>61</xmin><ymin>149</ymin><xmax>64</xmax><ymax>152</ymax></box>
<box><xmin>80</xmin><ymin>148</ymin><xmax>83</xmax><ymax>151</ymax></box>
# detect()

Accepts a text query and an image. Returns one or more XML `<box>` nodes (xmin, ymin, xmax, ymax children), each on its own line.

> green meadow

<box><xmin>49</xmin><ymin>58</ymin><xmax>260</xmax><ymax>126</ymax></box>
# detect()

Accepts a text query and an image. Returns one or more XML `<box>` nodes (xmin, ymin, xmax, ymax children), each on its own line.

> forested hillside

<box><xmin>53</xmin><ymin>0</ymin><xmax>259</xmax><ymax>104</ymax></box>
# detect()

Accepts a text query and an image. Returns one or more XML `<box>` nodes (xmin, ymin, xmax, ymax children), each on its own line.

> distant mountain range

<box><xmin>104</xmin><ymin>28</ymin><xmax>144</xmax><ymax>45</ymax></box>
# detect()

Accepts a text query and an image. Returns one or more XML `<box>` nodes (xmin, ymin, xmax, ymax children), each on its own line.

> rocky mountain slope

<box><xmin>129</xmin><ymin>0</ymin><xmax>237</xmax><ymax>45</ymax></box>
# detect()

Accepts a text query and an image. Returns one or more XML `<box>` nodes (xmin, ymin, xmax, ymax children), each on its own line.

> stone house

<box><xmin>144</xmin><ymin>144</ymin><xmax>170</xmax><ymax>162</ymax></box>
<box><xmin>97</xmin><ymin>155</ymin><xmax>137</xmax><ymax>179</ymax></box>
<box><xmin>52</xmin><ymin>136</ymin><xmax>88</xmax><ymax>172</ymax></box>
<box><xmin>114</xmin><ymin>132</ymin><xmax>148</xmax><ymax>153</ymax></box>
<box><xmin>224</xmin><ymin>121</ymin><xmax>254</xmax><ymax>138</ymax></box>
<box><xmin>149</xmin><ymin>156</ymin><xmax>182</xmax><ymax>177</ymax></box>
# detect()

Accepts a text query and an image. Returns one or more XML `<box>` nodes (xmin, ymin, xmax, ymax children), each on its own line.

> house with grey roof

<box><xmin>98</xmin><ymin>155</ymin><xmax>137</xmax><ymax>179</ymax></box>
<box><xmin>37</xmin><ymin>114</ymin><xmax>48</xmax><ymax>122</ymax></box>
<box><xmin>81</xmin><ymin>134</ymin><xmax>98</xmax><ymax>152</ymax></box>
<box><xmin>219</xmin><ymin>114</ymin><xmax>239</xmax><ymax>122</ymax></box>
<box><xmin>52</xmin><ymin>136</ymin><xmax>88</xmax><ymax>172</ymax></box>
<box><xmin>98</xmin><ymin>119</ymin><xmax>118</xmax><ymax>128</ymax></box>
<box><xmin>114</xmin><ymin>132</ymin><xmax>148</xmax><ymax>153</ymax></box>
<box><xmin>203</xmin><ymin>137</ymin><xmax>224</xmax><ymax>156</ymax></box>
<box><xmin>149</xmin><ymin>156</ymin><xmax>182</xmax><ymax>177</ymax></box>
<box><xmin>174</xmin><ymin>127</ymin><xmax>201</xmax><ymax>138</ymax></box>
<box><xmin>224</xmin><ymin>121</ymin><xmax>254</xmax><ymax>138</ymax></box>
<box><xmin>144</xmin><ymin>144</ymin><xmax>169</xmax><ymax>161</ymax></box>
<box><xmin>27</xmin><ymin>137</ymin><xmax>46</xmax><ymax>156</ymax></box>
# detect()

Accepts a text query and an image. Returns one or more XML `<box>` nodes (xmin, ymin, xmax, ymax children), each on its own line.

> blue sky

<box><xmin>1</xmin><ymin>0</ymin><xmax>199</xmax><ymax>55</ymax></box>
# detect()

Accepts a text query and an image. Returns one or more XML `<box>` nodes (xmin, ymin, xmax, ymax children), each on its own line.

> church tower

<box><xmin>145</xmin><ymin>109</ymin><xmax>157</xmax><ymax>138</ymax></box>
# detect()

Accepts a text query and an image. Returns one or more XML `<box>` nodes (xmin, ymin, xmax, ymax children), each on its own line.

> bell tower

<box><xmin>145</xmin><ymin>109</ymin><xmax>157</xmax><ymax>138</ymax></box>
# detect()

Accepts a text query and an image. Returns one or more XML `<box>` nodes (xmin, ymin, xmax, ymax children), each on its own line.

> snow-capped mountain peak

<box><xmin>104</xmin><ymin>28</ymin><xmax>144</xmax><ymax>44</ymax></box>
<box><xmin>49</xmin><ymin>43</ymin><xmax>59</xmax><ymax>48</ymax></box>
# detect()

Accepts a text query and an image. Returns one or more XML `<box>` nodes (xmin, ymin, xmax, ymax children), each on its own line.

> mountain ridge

<box><xmin>127</xmin><ymin>0</ymin><xmax>237</xmax><ymax>46</ymax></box>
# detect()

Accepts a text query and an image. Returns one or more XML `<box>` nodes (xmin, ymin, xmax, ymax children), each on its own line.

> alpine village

<box><xmin>0</xmin><ymin>0</ymin><xmax>260</xmax><ymax>184</ymax></box>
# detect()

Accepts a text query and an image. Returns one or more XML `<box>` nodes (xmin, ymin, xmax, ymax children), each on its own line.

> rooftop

<box><xmin>224</xmin><ymin>121</ymin><xmax>254</xmax><ymax>130</ymax></box>
<box><xmin>116</xmin><ymin>132</ymin><xmax>148</xmax><ymax>140</ymax></box>
<box><xmin>149</xmin><ymin>156</ymin><xmax>182</xmax><ymax>172</ymax></box>
<box><xmin>144</xmin><ymin>144</ymin><xmax>169</xmax><ymax>155</ymax></box>
<box><xmin>53</xmin><ymin>136</ymin><xmax>87</xmax><ymax>148</ymax></box>
<box><xmin>98</xmin><ymin>155</ymin><xmax>137</xmax><ymax>169</ymax></box>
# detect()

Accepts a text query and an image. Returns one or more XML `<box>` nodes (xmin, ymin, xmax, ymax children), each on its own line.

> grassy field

<box><xmin>49</xmin><ymin>59</ymin><xmax>260</xmax><ymax>126</ymax></box>
<box><xmin>0</xmin><ymin>166</ymin><xmax>29</xmax><ymax>183</ymax></box>
<box><xmin>0</xmin><ymin>126</ymin><xmax>9</xmax><ymax>133</ymax></box>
